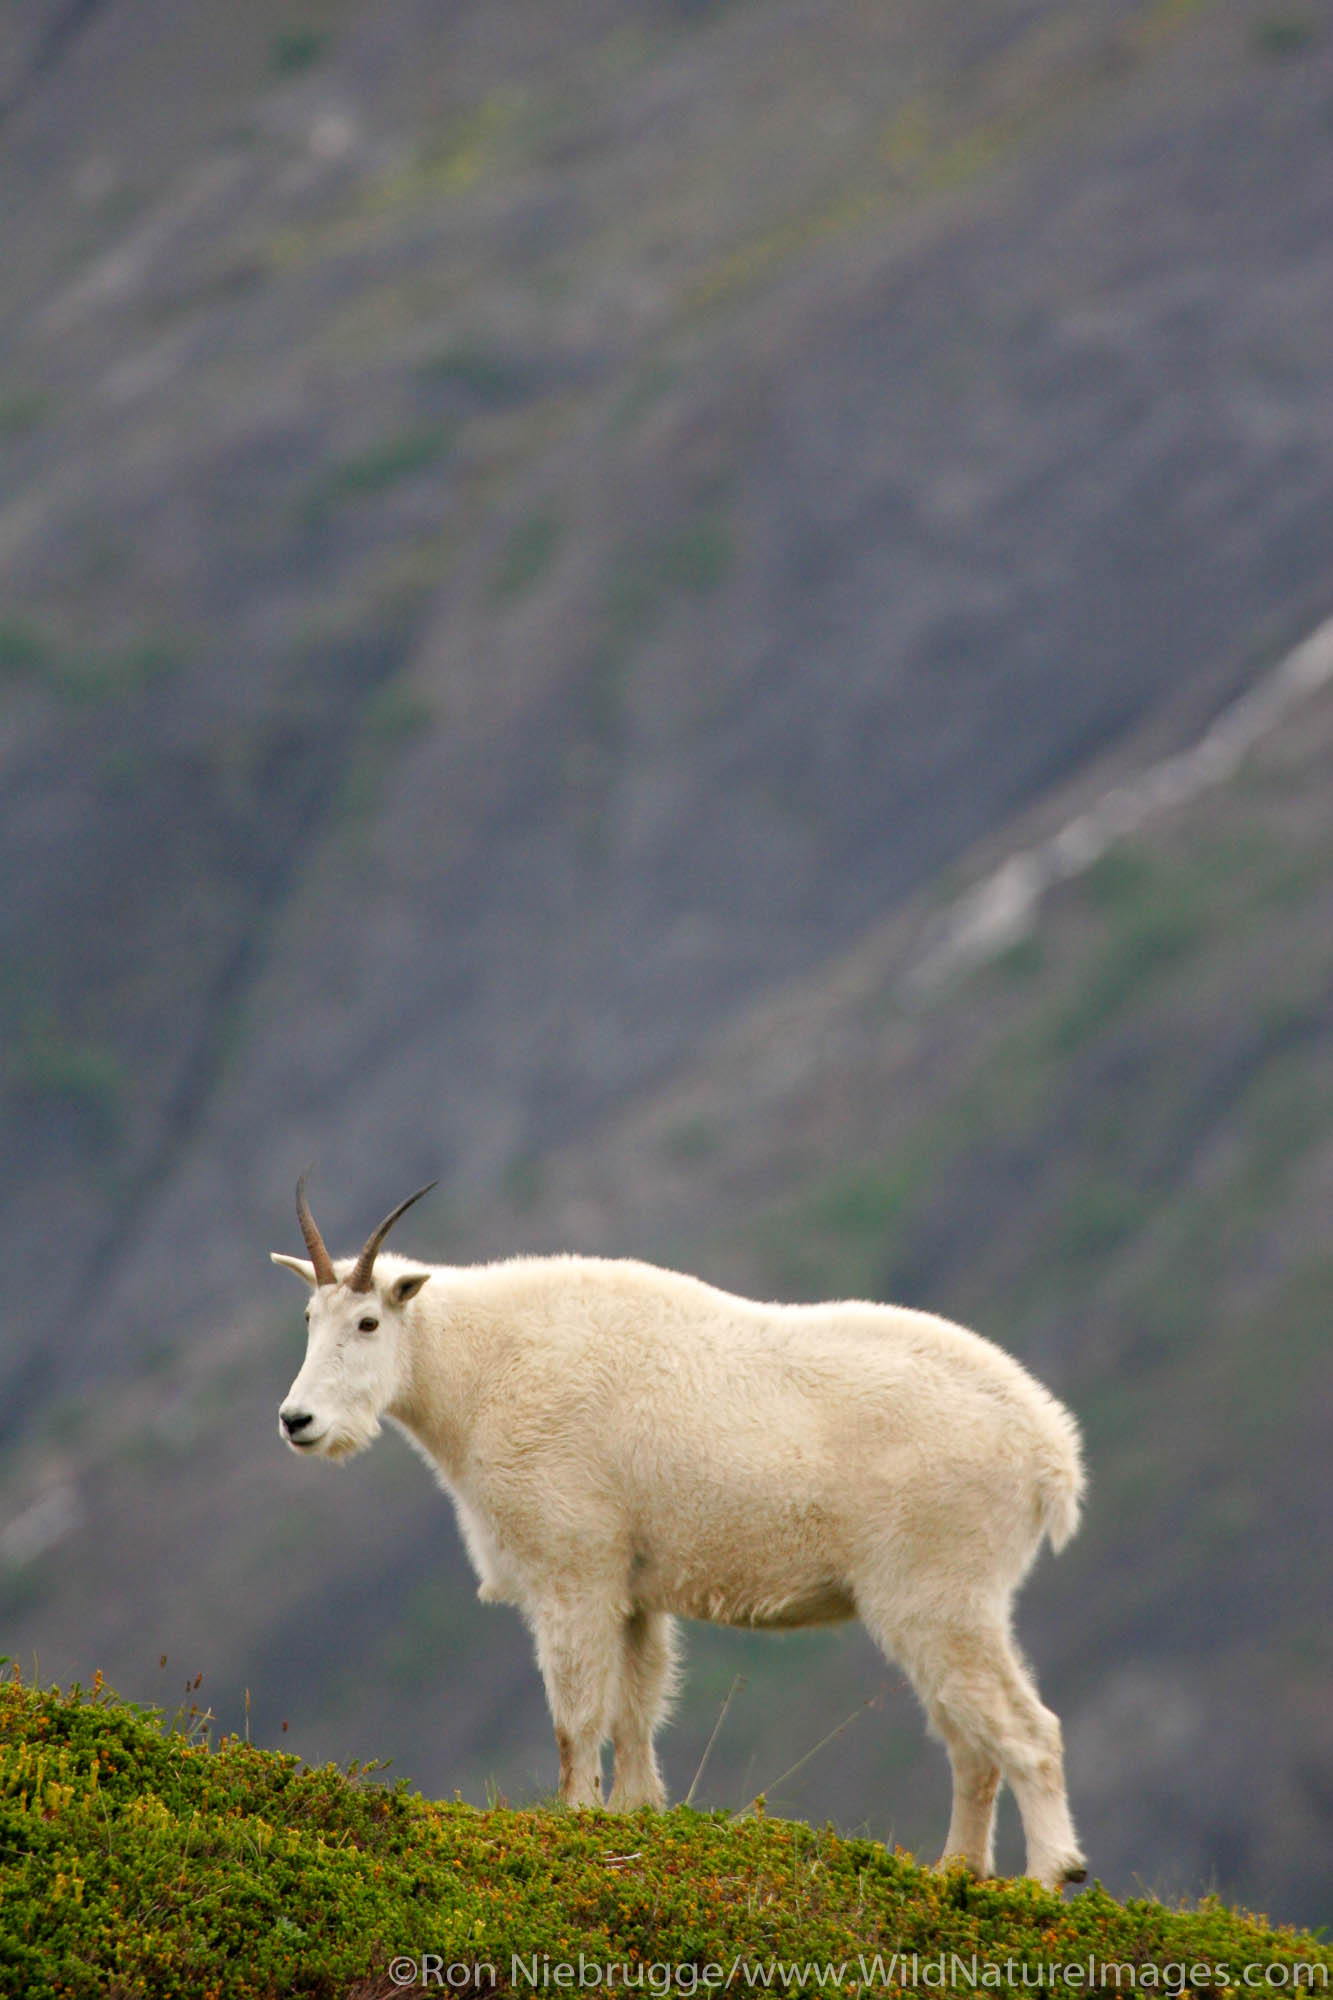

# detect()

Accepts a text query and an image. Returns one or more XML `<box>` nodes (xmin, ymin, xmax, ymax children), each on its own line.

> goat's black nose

<box><xmin>282</xmin><ymin>1410</ymin><xmax>314</xmax><ymax>1436</ymax></box>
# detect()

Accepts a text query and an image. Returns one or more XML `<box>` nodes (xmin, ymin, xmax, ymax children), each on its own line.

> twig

<box><xmin>732</xmin><ymin>1686</ymin><xmax>886</xmax><ymax>1818</ymax></box>
<box><xmin>685</xmin><ymin>1674</ymin><xmax>747</xmax><ymax>1808</ymax></box>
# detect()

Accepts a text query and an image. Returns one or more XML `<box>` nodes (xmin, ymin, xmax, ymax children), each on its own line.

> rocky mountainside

<box><xmin>1</xmin><ymin>0</ymin><xmax>1330</xmax><ymax>1928</ymax></box>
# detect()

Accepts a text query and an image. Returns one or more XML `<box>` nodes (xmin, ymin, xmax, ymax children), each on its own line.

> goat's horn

<box><xmin>295</xmin><ymin>1168</ymin><xmax>337</xmax><ymax>1289</ymax></box>
<box><xmin>347</xmin><ymin>1181</ymin><xmax>438</xmax><ymax>1294</ymax></box>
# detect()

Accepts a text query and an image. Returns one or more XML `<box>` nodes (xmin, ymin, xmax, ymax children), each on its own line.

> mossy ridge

<box><xmin>2</xmin><ymin>1674</ymin><xmax>1329</xmax><ymax>2000</ymax></box>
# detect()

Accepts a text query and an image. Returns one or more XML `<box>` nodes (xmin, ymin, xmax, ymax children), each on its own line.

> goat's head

<box><xmin>271</xmin><ymin>1171</ymin><xmax>435</xmax><ymax>1460</ymax></box>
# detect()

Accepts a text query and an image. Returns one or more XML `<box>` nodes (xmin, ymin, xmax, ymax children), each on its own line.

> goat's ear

<box><xmin>390</xmin><ymin>1271</ymin><xmax>430</xmax><ymax>1306</ymax></box>
<box><xmin>271</xmin><ymin>1253</ymin><xmax>318</xmax><ymax>1289</ymax></box>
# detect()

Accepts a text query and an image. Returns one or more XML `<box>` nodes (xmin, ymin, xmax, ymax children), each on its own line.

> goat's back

<box><xmin>425</xmin><ymin>1255</ymin><xmax>1082</xmax><ymax>1609</ymax></box>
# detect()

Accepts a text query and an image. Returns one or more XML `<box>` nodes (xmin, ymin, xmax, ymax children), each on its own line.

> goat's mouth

<box><xmin>279</xmin><ymin>1418</ymin><xmax>328</xmax><ymax>1453</ymax></box>
<box><xmin>282</xmin><ymin>1425</ymin><xmax>368</xmax><ymax>1462</ymax></box>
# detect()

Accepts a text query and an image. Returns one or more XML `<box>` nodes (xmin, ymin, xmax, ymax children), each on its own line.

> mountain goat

<box><xmin>273</xmin><ymin>1174</ymin><xmax>1087</xmax><ymax>1889</ymax></box>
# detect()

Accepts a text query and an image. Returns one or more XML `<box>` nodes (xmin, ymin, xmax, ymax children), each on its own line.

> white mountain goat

<box><xmin>273</xmin><ymin>1175</ymin><xmax>1087</xmax><ymax>1889</ymax></box>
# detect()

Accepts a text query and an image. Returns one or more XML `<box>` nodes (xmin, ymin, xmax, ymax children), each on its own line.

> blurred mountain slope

<box><xmin>1</xmin><ymin>0</ymin><xmax>1330</xmax><ymax>1928</ymax></box>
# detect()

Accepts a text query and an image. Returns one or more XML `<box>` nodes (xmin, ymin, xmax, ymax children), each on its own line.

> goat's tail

<box><xmin>1035</xmin><ymin>1402</ymin><xmax>1086</xmax><ymax>1554</ymax></box>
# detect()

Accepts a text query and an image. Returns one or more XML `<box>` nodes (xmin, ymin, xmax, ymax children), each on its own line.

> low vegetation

<box><xmin>2</xmin><ymin>1672</ymin><xmax>1328</xmax><ymax>2000</ymax></box>
<box><xmin>0</xmin><ymin>621</ymin><xmax>183</xmax><ymax>706</ymax></box>
<box><xmin>298</xmin><ymin>425</ymin><xmax>457</xmax><ymax>526</ymax></box>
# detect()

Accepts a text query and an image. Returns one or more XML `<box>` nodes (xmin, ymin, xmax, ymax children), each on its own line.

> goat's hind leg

<box><xmin>930</xmin><ymin>1720</ymin><xmax>1000</xmax><ymax>1878</ymax></box>
<box><xmin>989</xmin><ymin>1637</ymin><xmax>1086</xmax><ymax>1890</ymax></box>
<box><xmin>931</xmin><ymin>1626</ymin><xmax>1084</xmax><ymax>1890</ymax></box>
<box><xmin>869</xmin><ymin>1604</ymin><xmax>1085</xmax><ymax>1891</ymax></box>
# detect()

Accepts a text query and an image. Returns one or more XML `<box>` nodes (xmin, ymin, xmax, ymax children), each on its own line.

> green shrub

<box><xmin>0</xmin><ymin>620</ymin><xmax>183</xmax><ymax>704</ymax></box>
<box><xmin>658</xmin><ymin>514</ymin><xmax>733</xmax><ymax>595</ymax></box>
<box><xmin>423</xmin><ymin>346</ymin><xmax>535</xmax><ymax>408</ymax></box>
<box><xmin>7</xmin><ymin>1025</ymin><xmax>123</xmax><ymax>1151</ymax></box>
<box><xmin>0</xmin><ymin>618</ymin><xmax>54</xmax><ymax>682</ymax></box>
<box><xmin>1050</xmin><ymin>1174</ymin><xmax>1151</xmax><ymax>1270</ymax></box>
<box><xmin>0</xmin><ymin>389</ymin><xmax>50</xmax><ymax>437</ymax></box>
<box><xmin>599</xmin><ymin>504</ymin><xmax>736</xmax><ymax>660</ymax></box>
<box><xmin>492</xmin><ymin>510</ymin><xmax>563</xmax><ymax>602</ymax></box>
<box><xmin>1052</xmin><ymin>852</ymin><xmax>1205</xmax><ymax>1052</ymax></box>
<box><xmin>2</xmin><ymin>1672</ymin><xmax>1328</xmax><ymax>2000</ymax></box>
<box><xmin>269</xmin><ymin>29</ymin><xmax>329</xmax><ymax>77</ymax></box>
<box><xmin>1251</xmin><ymin>17</ymin><xmax>1317</xmax><ymax>55</ymax></box>
<box><xmin>301</xmin><ymin>424</ymin><xmax>456</xmax><ymax>523</ymax></box>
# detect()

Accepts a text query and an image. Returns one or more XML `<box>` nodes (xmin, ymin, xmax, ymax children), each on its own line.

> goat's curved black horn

<box><xmin>347</xmin><ymin>1181</ymin><xmax>439</xmax><ymax>1294</ymax></box>
<box><xmin>295</xmin><ymin>1168</ymin><xmax>337</xmax><ymax>1288</ymax></box>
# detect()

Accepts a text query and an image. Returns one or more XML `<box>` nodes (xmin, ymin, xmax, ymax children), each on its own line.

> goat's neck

<box><xmin>387</xmin><ymin>1270</ymin><xmax>483</xmax><ymax>1482</ymax></box>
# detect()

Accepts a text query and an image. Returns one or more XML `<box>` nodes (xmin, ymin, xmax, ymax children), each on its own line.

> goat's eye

<box><xmin>357</xmin><ymin>1316</ymin><xmax>379</xmax><ymax>1334</ymax></box>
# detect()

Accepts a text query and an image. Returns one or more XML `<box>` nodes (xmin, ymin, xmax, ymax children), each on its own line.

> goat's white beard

<box><xmin>311</xmin><ymin>1412</ymin><xmax>383</xmax><ymax>1461</ymax></box>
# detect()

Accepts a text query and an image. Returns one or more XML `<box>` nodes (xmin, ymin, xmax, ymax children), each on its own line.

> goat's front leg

<box><xmin>609</xmin><ymin>1609</ymin><xmax>678</xmax><ymax>1810</ymax></box>
<box><xmin>529</xmin><ymin>1591</ymin><xmax>622</xmax><ymax>1808</ymax></box>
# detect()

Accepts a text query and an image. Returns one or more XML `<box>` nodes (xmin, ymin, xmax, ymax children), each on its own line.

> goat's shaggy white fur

<box><xmin>274</xmin><ymin>1239</ymin><xmax>1087</xmax><ymax>1888</ymax></box>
